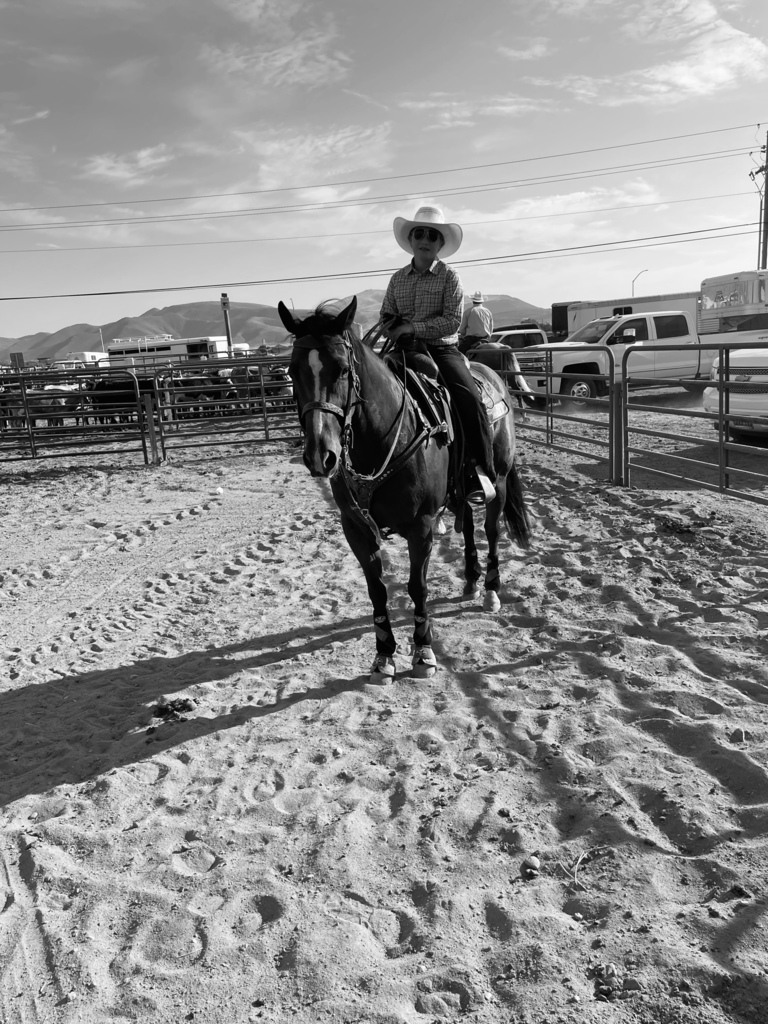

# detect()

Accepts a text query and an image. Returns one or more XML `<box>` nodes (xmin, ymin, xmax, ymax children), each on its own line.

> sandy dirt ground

<box><xmin>2</xmin><ymin>431</ymin><xmax>768</xmax><ymax>1024</ymax></box>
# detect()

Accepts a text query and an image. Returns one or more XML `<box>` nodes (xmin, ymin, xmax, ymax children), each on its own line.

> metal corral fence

<box><xmin>504</xmin><ymin>340</ymin><xmax>768</xmax><ymax>508</ymax></box>
<box><xmin>0</xmin><ymin>357</ymin><xmax>301</xmax><ymax>464</ymax></box>
<box><xmin>5</xmin><ymin>345</ymin><xmax>768</xmax><ymax>509</ymax></box>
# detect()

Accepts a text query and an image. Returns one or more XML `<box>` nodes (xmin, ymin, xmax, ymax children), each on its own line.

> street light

<box><xmin>631</xmin><ymin>270</ymin><xmax>648</xmax><ymax>296</ymax></box>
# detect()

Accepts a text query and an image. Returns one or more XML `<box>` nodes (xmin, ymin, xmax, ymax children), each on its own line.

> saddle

<box><xmin>385</xmin><ymin>345</ymin><xmax>510</xmax><ymax>435</ymax></box>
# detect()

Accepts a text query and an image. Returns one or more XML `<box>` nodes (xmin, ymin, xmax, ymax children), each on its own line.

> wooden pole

<box><xmin>221</xmin><ymin>292</ymin><xmax>234</xmax><ymax>357</ymax></box>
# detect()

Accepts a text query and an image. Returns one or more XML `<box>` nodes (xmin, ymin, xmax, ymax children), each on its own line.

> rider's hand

<box><xmin>387</xmin><ymin>321</ymin><xmax>415</xmax><ymax>343</ymax></box>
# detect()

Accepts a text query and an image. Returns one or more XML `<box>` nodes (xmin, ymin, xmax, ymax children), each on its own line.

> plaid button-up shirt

<box><xmin>381</xmin><ymin>259</ymin><xmax>463</xmax><ymax>346</ymax></box>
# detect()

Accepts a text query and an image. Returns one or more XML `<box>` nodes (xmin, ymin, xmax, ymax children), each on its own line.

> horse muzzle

<box><xmin>303</xmin><ymin>441</ymin><xmax>340</xmax><ymax>477</ymax></box>
<box><xmin>301</xmin><ymin>409</ymin><xmax>343</xmax><ymax>478</ymax></box>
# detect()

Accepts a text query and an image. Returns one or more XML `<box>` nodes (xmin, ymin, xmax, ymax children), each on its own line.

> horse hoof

<box><xmin>463</xmin><ymin>581</ymin><xmax>479</xmax><ymax>597</ymax></box>
<box><xmin>411</xmin><ymin>646</ymin><xmax>437</xmax><ymax>678</ymax></box>
<box><xmin>435</xmin><ymin>515</ymin><xmax>447</xmax><ymax>535</ymax></box>
<box><xmin>483</xmin><ymin>591</ymin><xmax>501</xmax><ymax>613</ymax></box>
<box><xmin>370</xmin><ymin>655</ymin><xmax>396</xmax><ymax>682</ymax></box>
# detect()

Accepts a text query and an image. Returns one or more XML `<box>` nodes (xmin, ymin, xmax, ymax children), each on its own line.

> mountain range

<box><xmin>0</xmin><ymin>290</ymin><xmax>551</xmax><ymax>364</ymax></box>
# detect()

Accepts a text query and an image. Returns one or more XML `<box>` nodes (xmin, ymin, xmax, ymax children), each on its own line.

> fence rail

<box><xmin>503</xmin><ymin>339</ymin><xmax>768</xmax><ymax>507</ymax></box>
<box><xmin>0</xmin><ymin>356</ymin><xmax>301</xmax><ymax>464</ymax></box>
<box><xmin>5</xmin><ymin>343</ymin><xmax>768</xmax><ymax>508</ymax></box>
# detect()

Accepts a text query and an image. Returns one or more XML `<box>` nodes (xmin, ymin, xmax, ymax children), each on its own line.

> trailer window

<box><xmin>653</xmin><ymin>314</ymin><xmax>689</xmax><ymax>339</ymax></box>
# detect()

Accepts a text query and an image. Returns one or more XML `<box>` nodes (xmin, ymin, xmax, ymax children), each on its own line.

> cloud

<box><xmin>202</xmin><ymin>2</ymin><xmax>350</xmax><ymax>90</ymax></box>
<box><xmin>234</xmin><ymin>122</ymin><xmax>393</xmax><ymax>191</ymax></box>
<box><xmin>202</xmin><ymin>21</ymin><xmax>350</xmax><ymax>90</ymax></box>
<box><xmin>533</xmin><ymin>0</ymin><xmax>768</xmax><ymax>104</ymax></box>
<box><xmin>214</xmin><ymin>0</ymin><xmax>302</xmax><ymax>26</ymax></box>
<box><xmin>11</xmin><ymin>110</ymin><xmax>50</xmax><ymax>126</ymax></box>
<box><xmin>400</xmin><ymin>93</ymin><xmax>558</xmax><ymax>129</ymax></box>
<box><xmin>80</xmin><ymin>144</ymin><xmax>174</xmax><ymax>187</ymax></box>
<box><xmin>498</xmin><ymin>38</ymin><xmax>553</xmax><ymax>61</ymax></box>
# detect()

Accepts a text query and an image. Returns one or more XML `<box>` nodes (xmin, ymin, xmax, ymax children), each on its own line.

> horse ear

<box><xmin>277</xmin><ymin>301</ymin><xmax>296</xmax><ymax>334</ymax></box>
<box><xmin>334</xmin><ymin>296</ymin><xmax>358</xmax><ymax>334</ymax></box>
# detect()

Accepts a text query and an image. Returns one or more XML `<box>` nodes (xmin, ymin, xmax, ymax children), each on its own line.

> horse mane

<box><xmin>290</xmin><ymin>301</ymin><xmax>352</xmax><ymax>342</ymax></box>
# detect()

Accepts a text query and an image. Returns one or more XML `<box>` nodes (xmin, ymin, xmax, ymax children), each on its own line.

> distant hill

<box><xmin>0</xmin><ymin>292</ymin><xmax>550</xmax><ymax>364</ymax></box>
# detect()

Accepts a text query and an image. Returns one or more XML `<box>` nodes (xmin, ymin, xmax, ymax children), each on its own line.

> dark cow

<box><xmin>230</xmin><ymin>363</ymin><xmax>292</xmax><ymax>415</ymax></box>
<box><xmin>167</xmin><ymin>372</ymin><xmax>238</xmax><ymax>420</ymax></box>
<box><xmin>87</xmin><ymin>376</ymin><xmax>156</xmax><ymax>426</ymax></box>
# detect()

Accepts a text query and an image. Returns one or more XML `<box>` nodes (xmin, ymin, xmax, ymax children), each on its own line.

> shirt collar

<box><xmin>407</xmin><ymin>258</ymin><xmax>441</xmax><ymax>275</ymax></box>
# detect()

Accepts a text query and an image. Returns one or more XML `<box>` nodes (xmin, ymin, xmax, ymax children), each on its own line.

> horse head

<box><xmin>279</xmin><ymin>297</ymin><xmax>359</xmax><ymax>478</ymax></box>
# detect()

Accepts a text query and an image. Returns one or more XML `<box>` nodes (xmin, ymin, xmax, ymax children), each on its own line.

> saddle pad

<box><xmin>470</xmin><ymin>366</ymin><xmax>511</xmax><ymax>424</ymax></box>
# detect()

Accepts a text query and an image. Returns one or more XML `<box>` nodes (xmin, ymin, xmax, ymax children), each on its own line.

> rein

<box><xmin>293</xmin><ymin>327</ymin><xmax>432</xmax><ymax>540</ymax></box>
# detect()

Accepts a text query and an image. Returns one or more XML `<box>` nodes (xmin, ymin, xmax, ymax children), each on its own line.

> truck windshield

<box><xmin>566</xmin><ymin>320</ymin><xmax>617</xmax><ymax>345</ymax></box>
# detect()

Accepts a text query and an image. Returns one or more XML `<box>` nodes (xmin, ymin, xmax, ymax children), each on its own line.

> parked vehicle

<box><xmin>703</xmin><ymin>347</ymin><xmax>768</xmax><ymax>438</ymax></box>
<box><xmin>106</xmin><ymin>335</ymin><xmax>230</xmax><ymax>369</ymax></box>
<box><xmin>488</xmin><ymin>327</ymin><xmax>549</xmax><ymax>349</ymax></box>
<box><xmin>551</xmin><ymin>269</ymin><xmax>768</xmax><ymax>341</ymax></box>
<box><xmin>552</xmin><ymin>291</ymin><xmax>700</xmax><ymax>339</ymax></box>
<box><xmin>517</xmin><ymin>300</ymin><xmax>768</xmax><ymax>404</ymax></box>
<box><xmin>515</xmin><ymin>310</ymin><xmax>712</xmax><ymax>402</ymax></box>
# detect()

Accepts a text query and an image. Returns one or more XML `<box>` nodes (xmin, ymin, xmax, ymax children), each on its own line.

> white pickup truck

<box><xmin>513</xmin><ymin>309</ymin><xmax>767</xmax><ymax>402</ymax></box>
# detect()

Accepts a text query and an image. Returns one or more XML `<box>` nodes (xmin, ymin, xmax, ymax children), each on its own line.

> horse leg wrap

<box><xmin>413</xmin><ymin>614</ymin><xmax>432</xmax><ymax>648</ymax></box>
<box><xmin>370</xmin><ymin>653</ymin><xmax>396</xmax><ymax>680</ymax></box>
<box><xmin>374</xmin><ymin>615</ymin><xmax>397</xmax><ymax>655</ymax></box>
<box><xmin>411</xmin><ymin>645</ymin><xmax>437</xmax><ymax>679</ymax></box>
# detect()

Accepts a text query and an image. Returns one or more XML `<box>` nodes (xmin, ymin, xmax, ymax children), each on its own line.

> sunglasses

<box><xmin>411</xmin><ymin>227</ymin><xmax>443</xmax><ymax>243</ymax></box>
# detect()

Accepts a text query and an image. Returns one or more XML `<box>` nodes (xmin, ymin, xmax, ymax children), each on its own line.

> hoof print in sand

<box><xmin>414</xmin><ymin>969</ymin><xmax>476</xmax><ymax>1015</ymax></box>
<box><xmin>129</xmin><ymin>914</ymin><xmax>207</xmax><ymax>973</ymax></box>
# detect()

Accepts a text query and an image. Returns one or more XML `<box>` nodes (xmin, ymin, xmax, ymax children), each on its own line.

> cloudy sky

<box><xmin>0</xmin><ymin>0</ymin><xmax>767</xmax><ymax>338</ymax></box>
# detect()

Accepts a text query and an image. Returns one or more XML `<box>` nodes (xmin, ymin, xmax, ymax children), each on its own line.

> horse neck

<box><xmin>350</xmin><ymin>341</ymin><xmax>412</xmax><ymax>453</ymax></box>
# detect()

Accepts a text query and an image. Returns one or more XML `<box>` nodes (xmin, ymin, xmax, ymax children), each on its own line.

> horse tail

<box><xmin>503</xmin><ymin>462</ymin><xmax>531</xmax><ymax>549</ymax></box>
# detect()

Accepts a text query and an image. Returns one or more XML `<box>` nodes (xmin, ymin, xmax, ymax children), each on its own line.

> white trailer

<box><xmin>552</xmin><ymin>291</ymin><xmax>700</xmax><ymax>338</ymax></box>
<box><xmin>106</xmin><ymin>336</ymin><xmax>230</xmax><ymax>369</ymax></box>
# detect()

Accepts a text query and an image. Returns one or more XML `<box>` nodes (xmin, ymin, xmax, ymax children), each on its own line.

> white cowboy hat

<box><xmin>392</xmin><ymin>204</ymin><xmax>463</xmax><ymax>259</ymax></box>
<box><xmin>471</xmin><ymin>291</ymin><xmax>485</xmax><ymax>303</ymax></box>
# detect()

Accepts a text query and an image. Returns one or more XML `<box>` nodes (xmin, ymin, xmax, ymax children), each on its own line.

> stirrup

<box><xmin>411</xmin><ymin>645</ymin><xmax>437</xmax><ymax>678</ymax></box>
<box><xmin>370</xmin><ymin>654</ymin><xmax>396</xmax><ymax>680</ymax></box>
<box><xmin>474</xmin><ymin>467</ymin><xmax>496</xmax><ymax>503</ymax></box>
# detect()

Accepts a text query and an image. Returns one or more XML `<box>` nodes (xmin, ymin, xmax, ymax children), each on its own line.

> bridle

<box><xmin>292</xmin><ymin>332</ymin><xmax>363</xmax><ymax>442</ymax></box>
<box><xmin>291</xmin><ymin>327</ymin><xmax>424</xmax><ymax>540</ymax></box>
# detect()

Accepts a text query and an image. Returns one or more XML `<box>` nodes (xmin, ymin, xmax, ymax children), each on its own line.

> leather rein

<box><xmin>293</xmin><ymin>326</ymin><xmax>433</xmax><ymax>540</ymax></box>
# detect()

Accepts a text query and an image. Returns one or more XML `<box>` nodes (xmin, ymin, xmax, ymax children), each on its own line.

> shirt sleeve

<box><xmin>380</xmin><ymin>276</ymin><xmax>399</xmax><ymax>319</ymax></box>
<box><xmin>412</xmin><ymin>268</ymin><xmax>464</xmax><ymax>341</ymax></box>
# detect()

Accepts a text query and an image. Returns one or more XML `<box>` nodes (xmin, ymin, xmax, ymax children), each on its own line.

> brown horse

<box><xmin>279</xmin><ymin>296</ymin><xmax>530</xmax><ymax>682</ymax></box>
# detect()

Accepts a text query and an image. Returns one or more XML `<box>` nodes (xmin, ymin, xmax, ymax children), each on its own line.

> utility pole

<box><xmin>220</xmin><ymin>292</ymin><xmax>233</xmax><ymax>357</ymax></box>
<box><xmin>750</xmin><ymin>128</ymin><xmax>768</xmax><ymax>270</ymax></box>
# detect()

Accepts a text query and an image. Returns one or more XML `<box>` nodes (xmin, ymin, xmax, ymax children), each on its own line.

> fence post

<box><xmin>142</xmin><ymin>395</ymin><xmax>162</xmax><ymax>466</ymax></box>
<box><xmin>610</xmin><ymin>381</ymin><xmax>623</xmax><ymax>484</ymax></box>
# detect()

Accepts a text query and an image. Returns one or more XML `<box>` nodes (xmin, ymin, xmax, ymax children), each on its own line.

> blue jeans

<box><xmin>428</xmin><ymin>343</ymin><xmax>495</xmax><ymax>482</ymax></box>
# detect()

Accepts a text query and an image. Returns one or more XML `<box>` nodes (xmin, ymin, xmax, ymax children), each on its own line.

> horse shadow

<box><xmin>0</xmin><ymin>612</ymin><xmax>397</xmax><ymax>808</ymax></box>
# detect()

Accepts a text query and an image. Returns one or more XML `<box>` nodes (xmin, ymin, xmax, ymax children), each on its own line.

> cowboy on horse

<box><xmin>381</xmin><ymin>204</ymin><xmax>497</xmax><ymax>514</ymax></box>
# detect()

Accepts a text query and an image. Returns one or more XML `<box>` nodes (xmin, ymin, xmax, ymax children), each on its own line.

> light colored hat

<box><xmin>393</xmin><ymin>204</ymin><xmax>463</xmax><ymax>259</ymax></box>
<box><xmin>471</xmin><ymin>291</ymin><xmax>484</xmax><ymax>303</ymax></box>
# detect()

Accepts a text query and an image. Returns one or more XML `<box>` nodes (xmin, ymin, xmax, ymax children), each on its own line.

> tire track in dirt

<box><xmin>0</xmin><ymin>835</ymin><xmax>69</xmax><ymax>1022</ymax></box>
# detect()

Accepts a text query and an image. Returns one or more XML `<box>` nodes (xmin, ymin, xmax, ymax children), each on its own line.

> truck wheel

<box><xmin>561</xmin><ymin>377</ymin><xmax>597</xmax><ymax>405</ymax></box>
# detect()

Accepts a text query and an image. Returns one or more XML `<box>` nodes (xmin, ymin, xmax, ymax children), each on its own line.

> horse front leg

<box><xmin>407</xmin><ymin>516</ymin><xmax>437</xmax><ymax>678</ymax></box>
<box><xmin>338</xmin><ymin>509</ymin><xmax>398</xmax><ymax>681</ymax></box>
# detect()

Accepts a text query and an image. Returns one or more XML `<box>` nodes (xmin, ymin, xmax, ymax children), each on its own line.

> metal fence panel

<box><xmin>0</xmin><ymin>358</ymin><xmax>302</xmax><ymax>464</ymax></box>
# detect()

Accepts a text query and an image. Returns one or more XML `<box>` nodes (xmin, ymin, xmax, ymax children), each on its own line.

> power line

<box><xmin>1</xmin><ymin>121</ymin><xmax>763</xmax><ymax>214</ymax></box>
<box><xmin>0</xmin><ymin>191</ymin><xmax>753</xmax><ymax>255</ymax></box>
<box><xmin>0</xmin><ymin>148</ymin><xmax>751</xmax><ymax>233</ymax></box>
<box><xmin>0</xmin><ymin>221</ymin><xmax>757</xmax><ymax>302</ymax></box>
